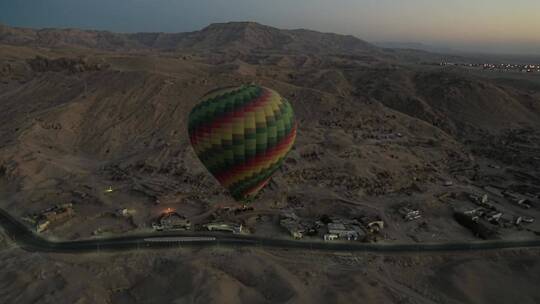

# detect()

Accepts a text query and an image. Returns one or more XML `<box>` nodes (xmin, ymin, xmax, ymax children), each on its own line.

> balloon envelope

<box><xmin>188</xmin><ymin>85</ymin><xmax>297</xmax><ymax>201</ymax></box>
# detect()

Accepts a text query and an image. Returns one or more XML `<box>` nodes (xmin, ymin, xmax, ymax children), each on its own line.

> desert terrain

<box><xmin>1</xmin><ymin>21</ymin><xmax>540</xmax><ymax>303</ymax></box>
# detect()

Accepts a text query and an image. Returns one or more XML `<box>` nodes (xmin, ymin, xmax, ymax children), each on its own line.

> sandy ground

<box><xmin>1</xmin><ymin>44</ymin><xmax>538</xmax><ymax>243</ymax></box>
<box><xmin>1</xmin><ymin>227</ymin><xmax>539</xmax><ymax>304</ymax></box>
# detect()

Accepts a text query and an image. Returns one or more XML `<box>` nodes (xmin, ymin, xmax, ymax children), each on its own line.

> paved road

<box><xmin>1</xmin><ymin>208</ymin><xmax>540</xmax><ymax>253</ymax></box>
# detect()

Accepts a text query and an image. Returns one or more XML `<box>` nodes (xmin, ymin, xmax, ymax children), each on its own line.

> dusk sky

<box><xmin>1</xmin><ymin>0</ymin><xmax>539</xmax><ymax>55</ymax></box>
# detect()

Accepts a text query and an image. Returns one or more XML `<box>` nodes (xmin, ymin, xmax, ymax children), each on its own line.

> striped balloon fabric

<box><xmin>188</xmin><ymin>85</ymin><xmax>297</xmax><ymax>202</ymax></box>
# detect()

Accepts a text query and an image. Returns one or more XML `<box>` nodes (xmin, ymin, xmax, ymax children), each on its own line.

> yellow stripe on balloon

<box><xmin>222</xmin><ymin>127</ymin><xmax>296</xmax><ymax>188</ymax></box>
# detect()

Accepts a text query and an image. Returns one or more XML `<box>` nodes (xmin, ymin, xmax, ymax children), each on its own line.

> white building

<box><xmin>326</xmin><ymin>222</ymin><xmax>363</xmax><ymax>241</ymax></box>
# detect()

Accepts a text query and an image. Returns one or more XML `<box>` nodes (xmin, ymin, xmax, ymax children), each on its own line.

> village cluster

<box><xmin>452</xmin><ymin>189</ymin><xmax>537</xmax><ymax>239</ymax></box>
<box><xmin>439</xmin><ymin>61</ymin><xmax>540</xmax><ymax>73</ymax></box>
<box><xmin>25</xmin><ymin>182</ymin><xmax>538</xmax><ymax>243</ymax></box>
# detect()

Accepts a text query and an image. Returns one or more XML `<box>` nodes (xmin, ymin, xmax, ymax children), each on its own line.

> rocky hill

<box><xmin>0</xmin><ymin>22</ymin><xmax>539</xmax><ymax>244</ymax></box>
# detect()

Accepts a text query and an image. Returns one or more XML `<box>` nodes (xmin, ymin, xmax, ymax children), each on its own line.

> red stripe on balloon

<box><xmin>216</xmin><ymin>124</ymin><xmax>297</xmax><ymax>186</ymax></box>
<box><xmin>241</xmin><ymin>177</ymin><xmax>271</xmax><ymax>198</ymax></box>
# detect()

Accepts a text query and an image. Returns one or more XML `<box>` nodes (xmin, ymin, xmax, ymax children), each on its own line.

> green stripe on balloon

<box><xmin>229</xmin><ymin>155</ymin><xmax>288</xmax><ymax>200</ymax></box>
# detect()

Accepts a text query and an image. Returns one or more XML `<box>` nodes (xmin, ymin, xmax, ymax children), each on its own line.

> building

<box><xmin>367</xmin><ymin>220</ymin><xmax>385</xmax><ymax>233</ymax></box>
<box><xmin>203</xmin><ymin>222</ymin><xmax>243</xmax><ymax>234</ymax></box>
<box><xmin>280</xmin><ymin>217</ymin><xmax>304</xmax><ymax>239</ymax></box>
<box><xmin>32</xmin><ymin>203</ymin><xmax>75</xmax><ymax>233</ymax></box>
<box><xmin>324</xmin><ymin>234</ymin><xmax>339</xmax><ymax>241</ymax></box>
<box><xmin>279</xmin><ymin>210</ymin><xmax>306</xmax><ymax>239</ymax></box>
<box><xmin>153</xmin><ymin>212</ymin><xmax>191</xmax><ymax>231</ymax></box>
<box><xmin>326</xmin><ymin>222</ymin><xmax>364</xmax><ymax>241</ymax></box>
<box><xmin>486</xmin><ymin>211</ymin><xmax>503</xmax><ymax>223</ymax></box>
<box><xmin>398</xmin><ymin>206</ymin><xmax>422</xmax><ymax>221</ymax></box>
<box><xmin>36</xmin><ymin>219</ymin><xmax>50</xmax><ymax>233</ymax></box>
<box><xmin>454</xmin><ymin>211</ymin><xmax>498</xmax><ymax>239</ymax></box>
<box><xmin>115</xmin><ymin>208</ymin><xmax>135</xmax><ymax>218</ymax></box>
<box><xmin>42</xmin><ymin>209</ymin><xmax>73</xmax><ymax>222</ymax></box>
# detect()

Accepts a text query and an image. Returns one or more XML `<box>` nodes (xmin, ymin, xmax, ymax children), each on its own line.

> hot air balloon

<box><xmin>188</xmin><ymin>84</ymin><xmax>297</xmax><ymax>202</ymax></box>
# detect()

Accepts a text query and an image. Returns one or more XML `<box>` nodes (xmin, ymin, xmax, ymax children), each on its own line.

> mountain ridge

<box><xmin>0</xmin><ymin>21</ymin><xmax>376</xmax><ymax>54</ymax></box>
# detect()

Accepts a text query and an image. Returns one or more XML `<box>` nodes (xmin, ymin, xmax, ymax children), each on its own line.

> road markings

<box><xmin>143</xmin><ymin>237</ymin><xmax>216</xmax><ymax>243</ymax></box>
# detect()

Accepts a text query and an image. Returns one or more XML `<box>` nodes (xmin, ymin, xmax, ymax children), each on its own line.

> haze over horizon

<box><xmin>1</xmin><ymin>0</ymin><xmax>539</xmax><ymax>55</ymax></box>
